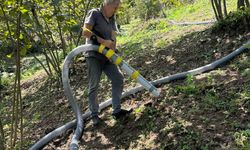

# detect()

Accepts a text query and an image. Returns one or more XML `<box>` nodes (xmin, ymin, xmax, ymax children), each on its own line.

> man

<box><xmin>83</xmin><ymin>0</ymin><xmax>132</xmax><ymax>126</ymax></box>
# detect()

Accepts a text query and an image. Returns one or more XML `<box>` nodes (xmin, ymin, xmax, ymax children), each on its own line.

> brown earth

<box><xmin>2</xmin><ymin>22</ymin><xmax>250</xmax><ymax>149</ymax></box>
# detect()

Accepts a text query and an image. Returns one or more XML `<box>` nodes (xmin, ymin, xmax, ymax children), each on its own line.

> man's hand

<box><xmin>104</xmin><ymin>40</ymin><xmax>116</xmax><ymax>50</ymax></box>
<box><xmin>83</xmin><ymin>24</ymin><xmax>116</xmax><ymax>50</ymax></box>
<box><xmin>97</xmin><ymin>38</ymin><xmax>116</xmax><ymax>50</ymax></box>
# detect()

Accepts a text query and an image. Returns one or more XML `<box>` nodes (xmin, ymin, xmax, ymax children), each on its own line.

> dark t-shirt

<box><xmin>84</xmin><ymin>8</ymin><xmax>117</xmax><ymax>61</ymax></box>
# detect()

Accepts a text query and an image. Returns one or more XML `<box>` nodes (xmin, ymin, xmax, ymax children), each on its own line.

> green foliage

<box><xmin>175</xmin><ymin>75</ymin><xmax>199</xmax><ymax>95</ymax></box>
<box><xmin>116</xmin><ymin>0</ymin><xmax>133</xmax><ymax>24</ymax></box>
<box><xmin>117</xmin><ymin>19</ymin><xmax>170</xmax><ymax>57</ymax></box>
<box><xmin>203</xmin><ymin>91</ymin><xmax>220</xmax><ymax>108</ymax></box>
<box><xmin>134</xmin><ymin>0</ymin><xmax>161</xmax><ymax>20</ymax></box>
<box><xmin>134</xmin><ymin>106</ymin><xmax>145</xmax><ymax>115</ymax></box>
<box><xmin>145</xmin><ymin>106</ymin><xmax>160</xmax><ymax>117</ymax></box>
<box><xmin>212</xmin><ymin>8</ymin><xmax>250</xmax><ymax>34</ymax></box>
<box><xmin>242</xmin><ymin>68</ymin><xmax>250</xmax><ymax>77</ymax></box>
<box><xmin>165</xmin><ymin>0</ymin><xmax>210</xmax><ymax>21</ymax></box>
<box><xmin>245</xmin><ymin>43</ymin><xmax>250</xmax><ymax>49</ymax></box>
<box><xmin>156</xmin><ymin>20</ymin><xmax>169</xmax><ymax>30</ymax></box>
<box><xmin>32</xmin><ymin>112</ymin><xmax>41</xmax><ymax>122</ymax></box>
<box><xmin>1</xmin><ymin>0</ymin><xmax>249</xmax><ymax>149</ymax></box>
<box><xmin>0</xmin><ymin>0</ymin><xmax>105</xmax><ymax>80</ymax></box>
<box><xmin>154</xmin><ymin>38</ymin><xmax>169</xmax><ymax>49</ymax></box>
<box><xmin>22</xmin><ymin>64</ymin><xmax>41</xmax><ymax>79</ymax></box>
<box><xmin>234</xmin><ymin>124</ymin><xmax>250</xmax><ymax>148</ymax></box>
<box><xmin>1</xmin><ymin>74</ymin><xmax>13</xmax><ymax>87</ymax></box>
<box><xmin>117</xmin><ymin>0</ymin><xmax>198</xmax><ymax>23</ymax></box>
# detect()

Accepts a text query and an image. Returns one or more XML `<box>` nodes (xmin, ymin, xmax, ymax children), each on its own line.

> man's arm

<box><xmin>82</xmin><ymin>24</ymin><xmax>93</xmax><ymax>38</ymax></box>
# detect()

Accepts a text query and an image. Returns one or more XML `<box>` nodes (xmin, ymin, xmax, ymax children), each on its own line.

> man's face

<box><xmin>106</xmin><ymin>1</ymin><xmax>120</xmax><ymax>17</ymax></box>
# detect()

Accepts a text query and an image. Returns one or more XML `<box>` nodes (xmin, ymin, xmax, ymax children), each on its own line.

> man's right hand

<box><xmin>104</xmin><ymin>40</ymin><xmax>116</xmax><ymax>50</ymax></box>
<box><xmin>97</xmin><ymin>38</ymin><xmax>115</xmax><ymax>50</ymax></box>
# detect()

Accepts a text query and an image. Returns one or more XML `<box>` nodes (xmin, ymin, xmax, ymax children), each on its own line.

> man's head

<box><xmin>103</xmin><ymin>0</ymin><xmax>121</xmax><ymax>18</ymax></box>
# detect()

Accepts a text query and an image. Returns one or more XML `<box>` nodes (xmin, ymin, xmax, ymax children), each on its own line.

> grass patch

<box><xmin>165</xmin><ymin>0</ymin><xmax>238</xmax><ymax>22</ymax></box>
<box><xmin>234</xmin><ymin>124</ymin><xmax>250</xmax><ymax>149</ymax></box>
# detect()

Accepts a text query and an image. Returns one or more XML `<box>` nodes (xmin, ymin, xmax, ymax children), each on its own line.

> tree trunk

<box><xmin>223</xmin><ymin>0</ymin><xmax>227</xmax><ymax>17</ymax></box>
<box><xmin>1</xmin><ymin>11</ymin><xmax>52</xmax><ymax>77</ymax></box>
<box><xmin>58</xmin><ymin>22</ymin><xmax>66</xmax><ymax>57</ymax></box>
<box><xmin>31</xmin><ymin>2</ymin><xmax>61</xmax><ymax>77</ymax></box>
<box><xmin>16</xmin><ymin>1</ymin><xmax>23</xmax><ymax>148</ymax></box>
<box><xmin>245</xmin><ymin>0</ymin><xmax>250</xmax><ymax>7</ymax></box>
<box><xmin>33</xmin><ymin>55</ymin><xmax>51</xmax><ymax>76</ymax></box>
<box><xmin>38</xmin><ymin>9</ymin><xmax>60</xmax><ymax>64</ymax></box>
<box><xmin>0</xmin><ymin>115</ymin><xmax>5</xmax><ymax>150</ymax></box>
<box><xmin>158</xmin><ymin>0</ymin><xmax>167</xmax><ymax>18</ymax></box>
<box><xmin>10</xmin><ymin>0</ymin><xmax>23</xmax><ymax>148</ymax></box>
<box><xmin>238</xmin><ymin>0</ymin><xmax>245</xmax><ymax>9</ymax></box>
<box><xmin>0</xmin><ymin>4</ymin><xmax>15</xmax><ymax>45</ymax></box>
<box><xmin>54</xmin><ymin>5</ymin><xmax>67</xmax><ymax>58</ymax></box>
<box><xmin>76</xmin><ymin>0</ymin><xmax>91</xmax><ymax>46</ymax></box>
<box><xmin>211</xmin><ymin>0</ymin><xmax>220</xmax><ymax>21</ymax></box>
<box><xmin>216</xmin><ymin>0</ymin><xmax>223</xmax><ymax>20</ymax></box>
<box><xmin>7</xmin><ymin>7</ymin><xmax>17</xmax><ymax>150</ymax></box>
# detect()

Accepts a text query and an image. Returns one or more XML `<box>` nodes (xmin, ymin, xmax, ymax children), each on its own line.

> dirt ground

<box><xmin>5</xmin><ymin>22</ymin><xmax>249</xmax><ymax>149</ymax></box>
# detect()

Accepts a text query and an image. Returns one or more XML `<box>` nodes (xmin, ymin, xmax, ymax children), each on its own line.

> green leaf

<box><xmin>4</xmin><ymin>31</ymin><xmax>9</xmax><ymax>37</ymax></box>
<box><xmin>25</xmin><ymin>23</ymin><xmax>32</xmax><ymax>27</ymax></box>
<box><xmin>19</xmin><ymin>33</ymin><xmax>23</xmax><ymax>40</ymax></box>
<box><xmin>7</xmin><ymin>1</ymin><xmax>13</xmax><ymax>6</ymax></box>
<box><xmin>20</xmin><ymin>47</ymin><xmax>27</xmax><ymax>56</ymax></box>
<box><xmin>67</xmin><ymin>19</ymin><xmax>77</xmax><ymax>25</ymax></box>
<box><xmin>245</xmin><ymin>43</ymin><xmax>250</xmax><ymax>49</ymax></box>
<box><xmin>6</xmin><ymin>53</ymin><xmax>13</xmax><ymax>58</ymax></box>
<box><xmin>20</xmin><ymin>7</ymin><xmax>28</xmax><ymax>14</ymax></box>
<box><xmin>62</xmin><ymin>25</ymin><xmax>68</xmax><ymax>32</ymax></box>
<box><xmin>44</xmin><ymin>14</ymin><xmax>52</xmax><ymax>20</ymax></box>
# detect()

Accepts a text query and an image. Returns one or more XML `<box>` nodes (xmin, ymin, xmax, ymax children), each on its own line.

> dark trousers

<box><xmin>86</xmin><ymin>57</ymin><xmax>124</xmax><ymax>117</ymax></box>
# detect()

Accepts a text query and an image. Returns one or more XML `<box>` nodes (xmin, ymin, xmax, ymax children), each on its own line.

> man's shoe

<box><xmin>112</xmin><ymin>109</ymin><xmax>133</xmax><ymax>120</ymax></box>
<box><xmin>91</xmin><ymin>116</ymin><xmax>102</xmax><ymax>126</ymax></box>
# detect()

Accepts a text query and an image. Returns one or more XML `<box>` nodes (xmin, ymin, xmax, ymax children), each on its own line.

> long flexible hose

<box><xmin>168</xmin><ymin>20</ymin><xmax>215</xmax><ymax>26</ymax></box>
<box><xmin>62</xmin><ymin>45</ymin><xmax>99</xmax><ymax>150</ymax></box>
<box><xmin>30</xmin><ymin>41</ymin><xmax>250</xmax><ymax>150</ymax></box>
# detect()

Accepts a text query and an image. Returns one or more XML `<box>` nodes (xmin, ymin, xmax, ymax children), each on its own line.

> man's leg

<box><xmin>86</xmin><ymin>57</ymin><xmax>102</xmax><ymax>117</ymax></box>
<box><xmin>103</xmin><ymin>62</ymin><xmax>124</xmax><ymax>114</ymax></box>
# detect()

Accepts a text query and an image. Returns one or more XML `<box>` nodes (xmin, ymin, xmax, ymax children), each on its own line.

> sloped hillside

<box><xmin>38</xmin><ymin>12</ymin><xmax>250</xmax><ymax>150</ymax></box>
<box><xmin>2</xmin><ymin>5</ymin><xmax>250</xmax><ymax>150</ymax></box>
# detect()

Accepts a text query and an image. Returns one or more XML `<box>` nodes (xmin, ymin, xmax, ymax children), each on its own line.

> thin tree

<box><xmin>211</xmin><ymin>0</ymin><xmax>220</xmax><ymax>21</ymax></box>
<box><xmin>238</xmin><ymin>0</ymin><xmax>250</xmax><ymax>9</ymax></box>
<box><xmin>10</xmin><ymin>0</ymin><xmax>23</xmax><ymax>148</ymax></box>
<box><xmin>246</xmin><ymin>0</ymin><xmax>250</xmax><ymax>7</ymax></box>
<box><xmin>76</xmin><ymin>0</ymin><xmax>91</xmax><ymax>46</ymax></box>
<box><xmin>211</xmin><ymin>0</ymin><xmax>228</xmax><ymax>21</ymax></box>
<box><xmin>158</xmin><ymin>0</ymin><xmax>167</xmax><ymax>18</ymax></box>
<box><xmin>53</xmin><ymin>4</ymin><xmax>67</xmax><ymax>58</ymax></box>
<box><xmin>0</xmin><ymin>2</ymin><xmax>19</xmax><ymax>149</ymax></box>
<box><xmin>0</xmin><ymin>79</ymin><xmax>4</xmax><ymax>149</ymax></box>
<box><xmin>222</xmin><ymin>0</ymin><xmax>227</xmax><ymax>17</ymax></box>
<box><xmin>0</xmin><ymin>115</ymin><xmax>5</xmax><ymax>150</ymax></box>
<box><xmin>30</xmin><ymin>1</ymin><xmax>62</xmax><ymax>78</ymax></box>
<box><xmin>215</xmin><ymin>0</ymin><xmax>223</xmax><ymax>20</ymax></box>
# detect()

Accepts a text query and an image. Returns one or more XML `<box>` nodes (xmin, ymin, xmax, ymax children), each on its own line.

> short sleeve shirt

<box><xmin>84</xmin><ymin>8</ymin><xmax>117</xmax><ymax>60</ymax></box>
